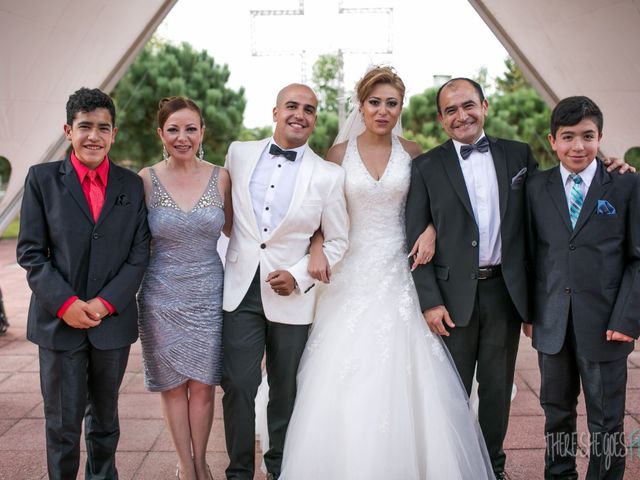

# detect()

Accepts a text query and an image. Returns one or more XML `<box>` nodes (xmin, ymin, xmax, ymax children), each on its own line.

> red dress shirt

<box><xmin>57</xmin><ymin>153</ymin><xmax>115</xmax><ymax>318</ymax></box>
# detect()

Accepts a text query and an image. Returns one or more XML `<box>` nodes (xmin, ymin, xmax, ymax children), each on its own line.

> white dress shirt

<box><xmin>453</xmin><ymin>132</ymin><xmax>502</xmax><ymax>267</ymax></box>
<box><xmin>250</xmin><ymin>139</ymin><xmax>307</xmax><ymax>239</ymax></box>
<box><xmin>559</xmin><ymin>158</ymin><xmax>597</xmax><ymax>208</ymax></box>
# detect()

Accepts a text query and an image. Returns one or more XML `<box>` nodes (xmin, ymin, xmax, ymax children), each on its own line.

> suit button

<box><xmin>470</xmin><ymin>273</ymin><xmax>477</xmax><ymax>280</ymax></box>
<box><xmin>565</xmin><ymin>287</ymin><xmax>571</xmax><ymax>294</ymax></box>
<box><xmin>92</xmin><ymin>233</ymin><xmax>100</xmax><ymax>240</ymax></box>
<box><xmin>471</xmin><ymin>240</ymin><xmax>478</xmax><ymax>247</ymax></box>
<box><xmin>569</xmin><ymin>244</ymin><xmax>576</xmax><ymax>250</ymax></box>
<box><xmin>260</xmin><ymin>243</ymin><xmax>266</xmax><ymax>249</ymax></box>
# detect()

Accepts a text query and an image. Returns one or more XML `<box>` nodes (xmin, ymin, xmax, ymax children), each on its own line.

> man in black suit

<box><xmin>526</xmin><ymin>96</ymin><xmax>639</xmax><ymax>479</ymax></box>
<box><xmin>406</xmin><ymin>78</ymin><xmax>536</xmax><ymax>479</ymax></box>
<box><xmin>17</xmin><ymin>88</ymin><xmax>150</xmax><ymax>480</ymax></box>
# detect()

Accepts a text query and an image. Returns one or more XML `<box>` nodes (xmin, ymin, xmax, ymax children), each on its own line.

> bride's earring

<box><xmin>162</xmin><ymin>145</ymin><xmax>169</xmax><ymax>161</ymax></box>
<box><xmin>198</xmin><ymin>143</ymin><xmax>204</xmax><ymax>160</ymax></box>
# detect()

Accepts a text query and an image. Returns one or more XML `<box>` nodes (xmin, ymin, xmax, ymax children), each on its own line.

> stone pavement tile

<box><xmin>628</xmin><ymin>350</ymin><xmax>640</xmax><ymax>368</ymax></box>
<box><xmin>120</xmin><ymin>372</ymin><xmax>147</xmax><ymax>393</ymax></box>
<box><xmin>0</xmin><ymin>449</ymin><xmax>47</xmax><ymax>480</ymax></box>
<box><xmin>504</xmin><ymin>448</ymin><xmax>544</xmax><ymax>480</ymax></box>
<box><xmin>214</xmin><ymin>388</ymin><xmax>224</xmax><ymax>419</ymax></box>
<box><xmin>0</xmin><ymin>418</ymin><xmax>45</xmax><ymax>451</ymax></box>
<box><xmin>0</xmin><ymin>419</ymin><xmax>17</xmax><ymax>436</ymax></box>
<box><xmin>25</xmin><ymin>401</ymin><xmax>44</xmax><ymax>419</ymax></box>
<box><xmin>0</xmin><ymin>372</ymin><xmax>10</xmax><ymax>384</ymax></box>
<box><xmin>0</xmin><ymin>371</ymin><xmax>41</xmax><ymax>393</ymax></box>
<box><xmin>504</xmin><ymin>415</ymin><xmax>546</xmax><ymax>449</ymax></box>
<box><xmin>0</xmin><ymin>392</ymin><xmax>43</xmax><ymax>419</ymax></box>
<box><xmin>627</xmin><ymin>389</ymin><xmax>640</xmax><ymax>414</ymax></box>
<box><xmin>0</xmin><ymin>339</ymin><xmax>37</xmax><ymax>355</ymax></box>
<box><xmin>517</xmin><ymin>369</ymin><xmax>541</xmax><ymax>395</ymax></box>
<box><xmin>207</xmin><ymin>420</ymin><xmax>227</xmax><ymax>452</ymax></box>
<box><xmin>515</xmin><ymin>348</ymin><xmax>539</xmax><ymax>371</ymax></box>
<box><xmin>125</xmin><ymin>354</ymin><xmax>144</xmax><ymax>374</ymax></box>
<box><xmin>75</xmin><ymin>450</ymin><xmax>147</xmax><ymax>480</ymax></box>
<box><xmin>119</xmin><ymin>419</ymin><xmax>165</xmax><ymax>452</ymax></box>
<box><xmin>118</xmin><ymin>393</ymin><xmax>164</xmax><ymax>419</ymax></box>
<box><xmin>132</xmin><ymin>451</ymin><xmax>266</xmax><ymax>480</ymax></box>
<box><xmin>510</xmin><ymin>389</ymin><xmax>544</xmax><ymax>416</ymax></box>
<box><xmin>629</xmin><ymin>366</ymin><xmax>640</xmax><ymax>389</ymax></box>
<box><xmin>18</xmin><ymin>356</ymin><xmax>39</xmax><ymax>372</ymax></box>
<box><xmin>0</xmin><ymin>355</ymin><xmax>36</xmax><ymax>372</ymax></box>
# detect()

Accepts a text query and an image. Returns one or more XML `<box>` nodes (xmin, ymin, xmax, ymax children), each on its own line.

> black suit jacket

<box><xmin>526</xmin><ymin>160</ymin><xmax>640</xmax><ymax>361</ymax></box>
<box><xmin>406</xmin><ymin>136</ymin><xmax>537</xmax><ymax>326</ymax></box>
<box><xmin>17</xmin><ymin>155</ymin><xmax>150</xmax><ymax>350</ymax></box>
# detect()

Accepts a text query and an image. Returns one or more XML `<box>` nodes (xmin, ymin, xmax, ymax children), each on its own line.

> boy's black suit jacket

<box><xmin>17</xmin><ymin>154</ymin><xmax>150</xmax><ymax>351</ymax></box>
<box><xmin>526</xmin><ymin>160</ymin><xmax>640</xmax><ymax>361</ymax></box>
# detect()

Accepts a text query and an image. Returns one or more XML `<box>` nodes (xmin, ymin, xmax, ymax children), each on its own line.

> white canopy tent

<box><xmin>1</xmin><ymin>0</ymin><xmax>639</xmax><ymax>234</ymax></box>
<box><xmin>0</xmin><ymin>0</ymin><xmax>177</xmax><ymax>232</ymax></box>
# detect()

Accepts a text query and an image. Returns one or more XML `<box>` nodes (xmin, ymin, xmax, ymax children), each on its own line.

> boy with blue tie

<box><xmin>525</xmin><ymin>96</ymin><xmax>640</xmax><ymax>479</ymax></box>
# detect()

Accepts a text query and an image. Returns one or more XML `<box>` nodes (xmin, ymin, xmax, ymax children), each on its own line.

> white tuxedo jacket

<box><xmin>223</xmin><ymin>139</ymin><xmax>349</xmax><ymax>325</ymax></box>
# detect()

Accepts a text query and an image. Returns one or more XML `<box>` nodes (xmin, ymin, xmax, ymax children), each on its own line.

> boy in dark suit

<box><xmin>526</xmin><ymin>96</ymin><xmax>640</xmax><ymax>479</ymax></box>
<box><xmin>17</xmin><ymin>88</ymin><xmax>150</xmax><ymax>480</ymax></box>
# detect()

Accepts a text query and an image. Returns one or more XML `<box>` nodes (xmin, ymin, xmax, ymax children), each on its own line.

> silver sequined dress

<box><xmin>138</xmin><ymin>166</ymin><xmax>225</xmax><ymax>391</ymax></box>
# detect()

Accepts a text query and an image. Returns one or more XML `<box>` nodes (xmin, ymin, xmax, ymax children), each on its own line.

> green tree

<box><xmin>0</xmin><ymin>156</ymin><xmax>10</xmax><ymax>190</ymax></box>
<box><xmin>495</xmin><ymin>57</ymin><xmax>531</xmax><ymax>93</ymax></box>
<box><xmin>312</xmin><ymin>53</ymin><xmax>342</xmax><ymax>113</ymax></box>
<box><xmin>308</xmin><ymin>53</ymin><xmax>342</xmax><ymax>157</ymax></box>
<box><xmin>401</xmin><ymin>87</ymin><xmax>449</xmax><ymax>152</ymax></box>
<box><xmin>110</xmin><ymin>37</ymin><xmax>246</xmax><ymax>169</ymax></box>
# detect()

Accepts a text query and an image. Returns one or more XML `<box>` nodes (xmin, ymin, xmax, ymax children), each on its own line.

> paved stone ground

<box><xmin>1</xmin><ymin>238</ymin><xmax>639</xmax><ymax>479</ymax></box>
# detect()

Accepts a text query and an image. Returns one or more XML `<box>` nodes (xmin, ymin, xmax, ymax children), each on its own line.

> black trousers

<box><xmin>221</xmin><ymin>270</ymin><xmax>309</xmax><ymax>479</ymax></box>
<box><xmin>539</xmin><ymin>314</ymin><xmax>627</xmax><ymax>480</ymax></box>
<box><xmin>443</xmin><ymin>275</ymin><xmax>521</xmax><ymax>474</ymax></box>
<box><xmin>38</xmin><ymin>338</ymin><xmax>130</xmax><ymax>480</ymax></box>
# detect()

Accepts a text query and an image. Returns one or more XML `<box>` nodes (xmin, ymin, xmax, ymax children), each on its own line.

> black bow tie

<box><xmin>460</xmin><ymin>136</ymin><xmax>490</xmax><ymax>160</ymax></box>
<box><xmin>269</xmin><ymin>144</ymin><xmax>297</xmax><ymax>162</ymax></box>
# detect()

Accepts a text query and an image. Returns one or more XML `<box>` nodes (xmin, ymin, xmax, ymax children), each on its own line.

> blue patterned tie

<box><xmin>569</xmin><ymin>174</ymin><xmax>584</xmax><ymax>228</ymax></box>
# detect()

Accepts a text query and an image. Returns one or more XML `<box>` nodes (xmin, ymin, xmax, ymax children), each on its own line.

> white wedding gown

<box><xmin>269</xmin><ymin>136</ymin><xmax>493</xmax><ymax>479</ymax></box>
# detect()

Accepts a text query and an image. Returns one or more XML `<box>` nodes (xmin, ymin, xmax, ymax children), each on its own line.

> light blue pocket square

<box><xmin>597</xmin><ymin>199</ymin><xmax>616</xmax><ymax>215</ymax></box>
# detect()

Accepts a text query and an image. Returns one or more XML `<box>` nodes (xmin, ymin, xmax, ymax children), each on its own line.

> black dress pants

<box><xmin>38</xmin><ymin>338</ymin><xmax>130</xmax><ymax>480</ymax></box>
<box><xmin>539</xmin><ymin>314</ymin><xmax>627</xmax><ymax>480</ymax></box>
<box><xmin>442</xmin><ymin>275</ymin><xmax>522</xmax><ymax>475</ymax></box>
<box><xmin>221</xmin><ymin>270</ymin><xmax>309</xmax><ymax>479</ymax></box>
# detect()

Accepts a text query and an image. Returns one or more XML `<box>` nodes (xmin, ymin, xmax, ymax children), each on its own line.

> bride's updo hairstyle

<box><xmin>157</xmin><ymin>96</ymin><xmax>204</xmax><ymax>129</ymax></box>
<box><xmin>356</xmin><ymin>66</ymin><xmax>406</xmax><ymax>105</ymax></box>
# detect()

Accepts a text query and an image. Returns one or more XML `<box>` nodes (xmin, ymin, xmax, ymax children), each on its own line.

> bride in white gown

<box><xmin>266</xmin><ymin>67</ymin><xmax>494</xmax><ymax>479</ymax></box>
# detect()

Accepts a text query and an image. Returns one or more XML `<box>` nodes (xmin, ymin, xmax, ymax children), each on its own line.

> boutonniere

<box><xmin>597</xmin><ymin>199</ymin><xmax>616</xmax><ymax>215</ymax></box>
<box><xmin>115</xmin><ymin>194</ymin><xmax>130</xmax><ymax>206</ymax></box>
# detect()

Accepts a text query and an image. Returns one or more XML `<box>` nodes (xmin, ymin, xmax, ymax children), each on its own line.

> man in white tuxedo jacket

<box><xmin>221</xmin><ymin>84</ymin><xmax>349</xmax><ymax>480</ymax></box>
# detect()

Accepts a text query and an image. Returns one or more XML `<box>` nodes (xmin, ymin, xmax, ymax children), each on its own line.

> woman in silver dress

<box><xmin>138</xmin><ymin>97</ymin><xmax>232</xmax><ymax>480</ymax></box>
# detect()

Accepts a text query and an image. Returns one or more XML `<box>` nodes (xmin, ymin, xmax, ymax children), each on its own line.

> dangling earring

<box><xmin>198</xmin><ymin>143</ymin><xmax>204</xmax><ymax>160</ymax></box>
<box><xmin>162</xmin><ymin>145</ymin><xmax>169</xmax><ymax>161</ymax></box>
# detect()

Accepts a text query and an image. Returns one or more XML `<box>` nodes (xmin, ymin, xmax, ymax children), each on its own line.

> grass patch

<box><xmin>1</xmin><ymin>216</ymin><xmax>19</xmax><ymax>239</ymax></box>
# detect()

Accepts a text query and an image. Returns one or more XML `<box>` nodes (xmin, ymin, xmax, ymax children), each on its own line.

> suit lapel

<box><xmin>95</xmin><ymin>161</ymin><xmax>123</xmax><ymax>228</ymax></box>
<box><xmin>60</xmin><ymin>156</ymin><xmax>94</xmax><ymax>224</ymax></box>
<box><xmin>572</xmin><ymin>161</ymin><xmax>610</xmax><ymax>238</ymax></box>
<box><xmin>488</xmin><ymin>137</ymin><xmax>508</xmax><ymax>220</ymax></box>
<box><xmin>268</xmin><ymin>147</ymin><xmax>315</xmax><ymax>239</ymax></box>
<box><xmin>441</xmin><ymin>140</ymin><xmax>475</xmax><ymax>220</ymax></box>
<box><xmin>546</xmin><ymin>167</ymin><xmax>573</xmax><ymax>233</ymax></box>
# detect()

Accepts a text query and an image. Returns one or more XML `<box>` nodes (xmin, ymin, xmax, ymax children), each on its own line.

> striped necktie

<box><xmin>568</xmin><ymin>173</ymin><xmax>584</xmax><ymax>228</ymax></box>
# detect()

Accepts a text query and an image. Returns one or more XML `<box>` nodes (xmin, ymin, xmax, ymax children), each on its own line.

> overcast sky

<box><xmin>156</xmin><ymin>0</ymin><xmax>509</xmax><ymax>128</ymax></box>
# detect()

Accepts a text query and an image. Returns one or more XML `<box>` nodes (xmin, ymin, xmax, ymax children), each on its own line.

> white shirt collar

<box><xmin>267</xmin><ymin>137</ymin><xmax>307</xmax><ymax>162</ymax></box>
<box><xmin>452</xmin><ymin>131</ymin><xmax>488</xmax><ymax>160</ymax></box>
<box><xmin>559</xmin><ymin>158</ymin><xmax>598</xmax><ymax>189</ymax></box>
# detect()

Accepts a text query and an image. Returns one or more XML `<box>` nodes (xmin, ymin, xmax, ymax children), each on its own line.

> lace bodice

<box><xmin>341</xmin><ymin>135</ymin><xmax>411</xmax><ymax>261</ymax></box>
